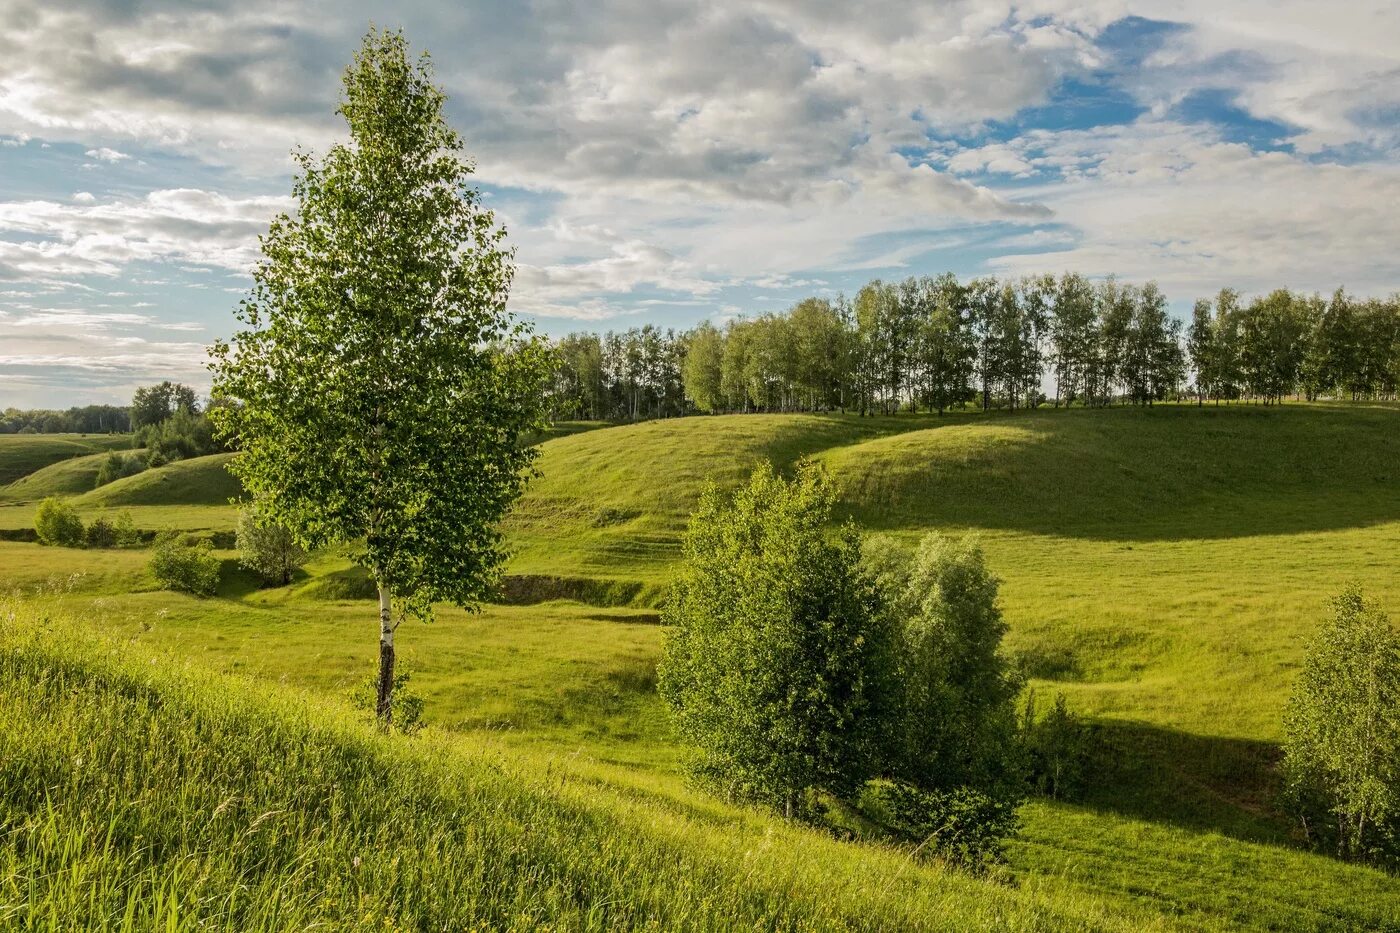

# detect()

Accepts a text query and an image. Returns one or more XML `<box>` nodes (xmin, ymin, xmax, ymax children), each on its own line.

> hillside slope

<box><xmin>77</xmin><ymin>452</ymin><xmax>243</xmax><ymax>507</ymax></box>
<box><xmin>0</xmin><ymin>611</ymin><xmax>1167</xmax><ymax>932</ymax></box>
<box><xmin>0</xmin><ymin>434</ymin><xmax>131</xmax><ymax>486</ymax></box>
<box><xmin>506</xmin><ymin>404</ymin><xmax>1400</xmax><ymax>582</ymax></box>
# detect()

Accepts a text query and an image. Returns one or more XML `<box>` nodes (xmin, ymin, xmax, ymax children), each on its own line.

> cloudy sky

<box><xmin>2</xmin><ymin>1</ymin><xmax>1399</xmax><ymax>407</ymax></box>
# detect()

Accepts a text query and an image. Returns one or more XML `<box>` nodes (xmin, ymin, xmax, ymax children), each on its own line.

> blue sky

<box><xmin>2</xmin><ymin>1</ymin><xmax>1399</xmax><ymax>407</ymax></box>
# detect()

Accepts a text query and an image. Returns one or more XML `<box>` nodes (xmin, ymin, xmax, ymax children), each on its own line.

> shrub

<box><xmin>658</xmin><ymin>461</ymin><xmax>896</xmax><ymax>817</ymax></box>
<box><xmin>34</xmin><ymin>497</ymin><xmax>84</xmax><ymax>547</ymax></box>
<box><xmin>1282</xmin><ymin>586</ymin><xmax>1400</xmax><ymax>866</ymax></box>
<box><xmin>235</xmin><ymin>503</ymin><xmax>307</xmax><ymax>586</ymax></box>
<box><xmin>111</xmin><ymin>510</ymin><xmax>142</xmax><ymax>548</ymax></box>
<box><xmin>857</xmin><ymin>780</ymin><xmax>1020</xmax><ymax>870</ymax></box>
<box><xmin>84</xmin><ymin>515</ymin><xmax>117</xmax><ymax>548</ymax></box>
<box><xmin>1022</xmin><ymin>691</ymin><xmax>1090</xmax><ymax>800</ymax></box>
<box><xmin>94</xmin><ymin>451</ymin><xmax>145</xmax><ymax>488</ymax></box>
<box><xmin>149</xmin><ymin>532</ymin><xmax>222</xmax><ymax>597</ymax></box>
<box><xmin>351</xmin><ymin>668</ymin><xmax>424</xmax><ymax>733</ymax></box>
<box><xmin>862</xmin><ymin>532</ymin><xmax>1026</xmax><ymax>859</ymax></box>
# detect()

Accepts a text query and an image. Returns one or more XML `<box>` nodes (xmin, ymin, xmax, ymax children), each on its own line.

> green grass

<box><xmin>1</xmin><ymin>606</ymin><xmax>1180</xmax><ymax>932</ymax></box>
<box><xmin>3</xmin><ymin>403</ymin><xmax>1400</xmax><ymax>930</ymax></box>
<box><xmin>78</xmin><ymin>452</ymin><xmax>242</xmax><ymax>507</ymax></box>
<box><xmin>0</xmin><ymin>450</ymin><xmax>144</xmax><ymax>502</ymax></box>
<box><xmin>0</xmin><ymin>434</ymin><xmax>131</xmax><ymax>486</ymax></box>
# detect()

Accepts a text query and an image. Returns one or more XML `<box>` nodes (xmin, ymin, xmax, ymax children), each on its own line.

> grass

<box><xmin>0</xmin><ymin>606</ymin><xmax>1179</xmax><ymax>932</ymax></box>
<box><xmin>3</xmin><ymin>402</ymin><xmax>1400</xmax><ymax>930</ymax></box>
<box><xmin>0</xmin><ymin>434</ymin><xmax>131</xmax><ymax>487</ymax></box>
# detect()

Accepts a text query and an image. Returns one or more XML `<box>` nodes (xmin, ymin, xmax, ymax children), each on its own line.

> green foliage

<box><xmin>858</xmin><ymin>779</ymin><xmax>1021</xmax><ymax>870</ymax></box>
<box><xmin>110</xmin><ymin>510</ymin><xmax>142</xmax><ymax>548</ymax></box>
<box><xmin>862</xmin><ymin>532</ymin><xmax>1026</xmax><ymax>861</ymax></box>
<box><xmin>133</xmin><ymin>408</ymin><xmax>222</xmax><ymax>467</ymax></box>
<box><xmin>93</xmin><ymin>450</ymin><xmax>145</xmax><ymax>487</ymax></box>
<box><xmin>236</xmin><ymin>503</ymin><xmax>307</xmax><ymax>586</ymax></box>
<box><xmin>658</xmin><ymin>460</ymin><xmax>895</xmax><ymax>814</ymax></box>
<box><xmin>351</xmin><ymin>667</ymin><xmax>425</xmax><ymax>733</ymax></box>
<box><xmin>33</xmin><ymin>496</ymin><xmax>84</xmax><ymax>547</ymax></box>
<box><xmin>209</xmin><ymin>28</ymin><xmax>550</xmax><ymax>624</ymax></box>
<box><xmin>83</xmin><ymin>514</ymin><xmax>117</xmax><ymax>548</ymax></box>
<box><xmin>1023</xmin><ymin>691</ymin><xmax>1090</xmax><ymax>801</ymax></box>
<box><xmin>149</xmin><ymin>531</ymin><xmax>221</xmax><ymax>597</ymax></box>
<box><xmin>1282</xmin><ymin>586</ymin><xmax>1400</xmax><ymax>866</ymax></box>
<box><xmin>868</xmin><ymin>533</ymin><xmax>1025</xmax><ymax>794</ymax></box>
<box><xmin>129</xmin><ymin>380</ymin><xmax>199</xmax><ymax>430</ymax></box>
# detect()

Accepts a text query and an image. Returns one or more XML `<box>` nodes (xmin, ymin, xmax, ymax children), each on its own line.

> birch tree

<box><xmin>210</xmin><ymin>28</ymin><xmax>550</xmax><ymax>724</ymax></box>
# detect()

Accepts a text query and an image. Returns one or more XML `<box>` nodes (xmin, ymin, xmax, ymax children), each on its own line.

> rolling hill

<box><xmin>3</xmin><ymin>403</ymin><xmax>1399</xmax><ymax>930</ymax></box>
<box><xmin>0</xmin><ymin>433</ymin><xmax>132</xmax><ymax>486</ymax></box>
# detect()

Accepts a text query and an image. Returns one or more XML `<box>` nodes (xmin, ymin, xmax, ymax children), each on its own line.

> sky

<box><xmin>2</xmin><ymin>1</ymin><xmax>1399</xmax><ymax>408</ymax></box>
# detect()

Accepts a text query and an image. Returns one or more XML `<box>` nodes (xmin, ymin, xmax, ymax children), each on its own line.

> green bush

<box><xmin>1282</xmin><ymin>586</ymin><xmax>1400</xmax><ymax>866</ymax></box>
<box><xmin>658</xmin><ymin>461</ymin><xmax>896</xmax><ymax>816</ymax></box>
<box><xmin>94</xmin><ymin>450</ymin><xmax>145</xmax><ymax>488</ymax></box>
<box><xmin>1022</xmin><ymin>691</ymin><xmax>1090</xmax><ymax>801</ymax></box>
<box><xmin>350</xmin><ymin>668</ymin><xmax>424</xmax><ymax>733</ymax></box>
<box><xmin>111</xmin><ymin>511</ymin><xmax>142</xmax><ymax>548</ymax></box>
<box><xmin>235</xmin><ymin>503</ymin><xmax>307</xmax><ymax>586</ymax></box>
<box><xmin>857</xmin><ymin>780</ymin><xmax>1020</xmax><ymax>871</ymax></box>
<box><xmin>149</xmin><ymin>532</ymin><xmax>221</xmax><ymax>597</ymax></box>
<box><xmin>34</xmin><ymin>497</ymin><xmax>85</xmax><ymax>547</ymax></box>
<box><xmin>862</xmin><ymin>532</ymin><xmax>1026</xmax><ymax>859</ymax></box>
<box><xmin>84</xmin><ymin>515</ymin><xmax>117</xmax><ymax>548</ymax></box>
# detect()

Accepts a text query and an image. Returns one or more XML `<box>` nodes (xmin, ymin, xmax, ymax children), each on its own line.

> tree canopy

<box><xmin>209</xmin><ymin>27</ymin><xmax>551</xmax><ymax>721</ymax></box>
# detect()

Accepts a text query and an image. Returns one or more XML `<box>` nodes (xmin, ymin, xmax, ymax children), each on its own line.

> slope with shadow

<box><xmin>0</xmin><ymin>434</ymin><xmax>132</xmax><ymax>486</ymax></box>
<box><xmin>822</xmin><ymin>404</ymin><xmax>1400</xmax><ymax>540</ymax></box>
<box><xmin>76</xmin><ymin>452</ymin><xmax>243</xmax><ymax>507</ymax></box>
<box><xmin>503</xmin><ymin>413</ymin><xmax>922</xmax><ymax>583</ymax></box>
<box><xmin>505</xmin><ymin>404</ymin><xmax>1400</xmax><ymax>584</ymax></box>
<box><xmin>0</xmin><ymin>449</ymin><xmax>149</xmax><ymax>502</ymax></box>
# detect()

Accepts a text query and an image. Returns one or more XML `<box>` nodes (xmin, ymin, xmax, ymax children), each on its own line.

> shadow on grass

<box><xmin>828</xmin><ymin>404</ymin><xmax>1400</xmax><ymax>541</ymax></box>
<box><xmin>1073</xmin><ymin>719</ymin><xmax>1291</xmax><ymax>847</ymax></box>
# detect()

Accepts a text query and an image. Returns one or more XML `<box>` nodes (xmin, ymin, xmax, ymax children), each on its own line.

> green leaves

<box><xmin>658</xmin><ymin>461</ymin><xmax>895</xmax><ymax>812</ymax></box>
<box><xmin>1282</xmin><ymin>586</ymin><xmax>1400</xmax><ymax>865</ymax></box>
<box><xmin>209</xmin><ymin>27</ymin><xmax>551</xmax><ymax>622</ymax></box>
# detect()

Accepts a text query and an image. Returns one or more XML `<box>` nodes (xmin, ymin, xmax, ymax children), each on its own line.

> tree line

<box><xmin>549</xmin><ymin>277</ymin><xmax>1400</xmax><ymax>420</ymax></box>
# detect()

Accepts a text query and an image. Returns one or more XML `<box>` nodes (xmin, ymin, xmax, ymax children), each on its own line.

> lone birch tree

<box><xmin>210</xmin><ymin>28</ymin><xmax>550</xmax><ymax>723</ymax></box>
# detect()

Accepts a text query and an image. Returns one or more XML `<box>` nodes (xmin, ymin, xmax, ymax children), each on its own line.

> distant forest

<box><xmin>548</xmin><ymin>275</ymin><xmax>1400</xmax><ymax>421</ymax></box>
<box><xmin>7</xmin><ymin>274</ymin><xmax>1399</xmax><ymax>434</ymax></box>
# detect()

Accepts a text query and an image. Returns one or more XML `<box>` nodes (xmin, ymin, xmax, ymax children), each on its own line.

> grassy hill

<box><xmin>77</xmin><ymin>452</ymin><xmax>242</xmax><ymax>507</ymax></box>
<box><xmin>0</xmin><ymin>449</ymin><xmax>154</xmax><ymax>502</ymax></box>
<box><xmin>3</xmin><ymin>403</ymin><xmax>1400</xmax><ymax>930</ymax></box>
<box><xmin>0</xmin><ymin>433</ymin><xmax>131</xmax><ymax>486</ymax></box>
<box><xmin>1</xmin><ymin>608</ymin><xmax>1180</xmax><ymax>932</ymax></box>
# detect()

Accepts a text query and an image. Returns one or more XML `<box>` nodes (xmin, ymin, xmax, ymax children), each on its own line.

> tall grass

<box><xmin>0</xmin><ymin>606</ymin><xmax>1165</xmax><ymax>932</ymax></box>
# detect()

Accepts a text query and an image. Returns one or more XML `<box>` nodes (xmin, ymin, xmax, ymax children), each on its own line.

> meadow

<box><xmin>1</xmin><ymin>404</ymin><xmax>1399</xmax><ymax>930</ymax></box>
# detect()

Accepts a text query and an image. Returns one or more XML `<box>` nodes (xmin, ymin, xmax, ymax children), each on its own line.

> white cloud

<box><xmin>0</xmin><ymin>188</ymin><xmax>288</xmax><ymax>280</ymax></box>
<box><xmin>83</xmin><ymin>146</ymin><xmax>129</xmax><ymax>162</ymax></box>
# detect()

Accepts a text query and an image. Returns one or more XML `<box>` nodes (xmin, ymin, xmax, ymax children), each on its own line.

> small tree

<box><xmin>149</xmin><ymin>532</ymin><xmax>222</xmax><ymax>597</ymax></box>
<box><xmin>861</xmin><ymin>532</ymin><xmax>1025</xmax><ymax>863</ymax></box>
<box><xmin>209</xmin><ymin>29</ymin><xmax>551</xmax><ymax>724</ymax></box>
<box><xmin>34</xmin><ymin>497</ymin><xmax>84</xmax><ymax>547</ymax></box>
<box><xmin>658</xmin><ymin>461</ymin><xmax>895</xmax><ymax>816</ymax></box>
<box><xmin>236</xmin><ymin>503</ymin><xmax>308</xmax><ymax>586</ymax></box>
<box><xmin>1282</xmin><ymin>586</ymin><xmax>1400</xmax><ymax>865</ymax></box>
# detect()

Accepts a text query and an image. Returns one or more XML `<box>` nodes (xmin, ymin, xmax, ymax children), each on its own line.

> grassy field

<box><xmin>2</xmin><ymin>404</ymin><xmax>1399</xmax><ymax>929</ymax></box>
<box><xmin>0</xmin><ymin>433</ymin><xmax>132</xmax><ymax>486</ymax></box>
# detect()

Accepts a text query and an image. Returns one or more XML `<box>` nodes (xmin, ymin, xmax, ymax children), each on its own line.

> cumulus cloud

<box><xmin>0</xmin><ymin>188</ymin><xmax>287</xmax><ymax>280</ymax></box>
<box><xmin>0</xmin><ymin>0</ymin><xmax>1397</xmax><ymax>402</ymax></box>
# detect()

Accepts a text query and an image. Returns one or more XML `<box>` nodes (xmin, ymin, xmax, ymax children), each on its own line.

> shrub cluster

<box><xmin>33</xmin><ymin>498</ymin><xmax>141</xmax><ymax>549</ymax></box>
<box><xmin>94</xmin><ymin>450</ymin><xmax>145</xmax><ymax>488</ymax></box>
<box><xmin>148</xmin><ymin>532</ymin><xmax>222</xmax><ymax>597</ymax></box>
<box><xmin>659</xmin><ymin>462</ymin><xmax>1027</xmax><ymax>867</ymax></box>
